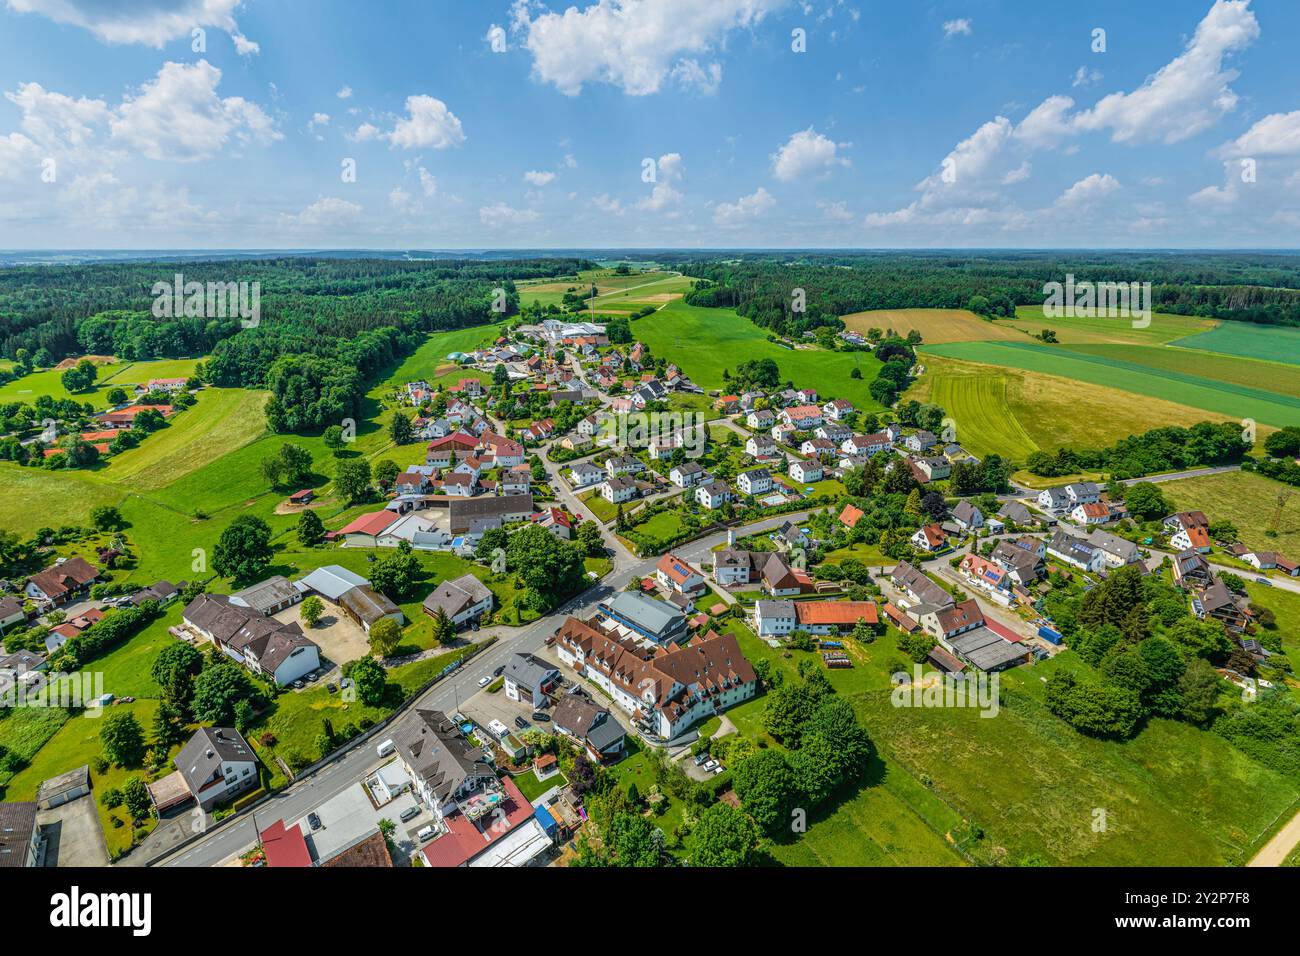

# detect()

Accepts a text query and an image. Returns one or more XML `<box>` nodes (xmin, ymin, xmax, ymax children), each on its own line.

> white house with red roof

<box><xmin>910</xmin><ymin>523</ymin><xmax>948</xmax><ymax>552</ymax></box>
<box><xmin>655</xmin><ymin>554</ymin><xmax>706</xmax><ymax>597</ymax></box>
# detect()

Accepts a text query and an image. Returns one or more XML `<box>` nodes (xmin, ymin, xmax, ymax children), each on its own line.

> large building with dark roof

<box><xmin>183</xmin><ymin>593</ymin><xmax>320</xmax><ymax>685</ymax></box>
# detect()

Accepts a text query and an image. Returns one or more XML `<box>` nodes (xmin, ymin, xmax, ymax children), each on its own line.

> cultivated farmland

<box><xmin>1173</xmin><ymin>321</ymin><xmax>1300</xmax><ymax>366</ymax></box>
<box><xmin>842</xmin><ymin>308</ymin><xmax>1027</xmax><ymax>344</ymax></box>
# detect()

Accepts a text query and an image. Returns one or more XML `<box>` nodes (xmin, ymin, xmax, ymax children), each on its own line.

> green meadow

<box><xmin>631</xmin><ymin>300</ymin><xmax>886</xmax><ymax>410</ymax></box>
<box><xmin>1173</xmin><ymin>321</ymin><xmax>1300</xmax><ymax>366</ymax></box>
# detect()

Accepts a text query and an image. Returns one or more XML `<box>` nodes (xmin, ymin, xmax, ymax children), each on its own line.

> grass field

<box><xmin>842</xmin><ymin>308</ymin><xmax>1028</xmax><ymax>344</ymax></box>
<box><xmin>0</xmin><ymin>357</ymin><xmax>204</xmax><ymax>410</ymax></box>
<box><xmin>1057</xmin><ymin>343</ymin><xmax>1300</xmax><ymax>400</ymax></box>
<box><xmin>1172</xmin><ymin>321</ymin><xmax>1300</xmax><ymax>366</ymax></box>
<box><xmin>923</xmin><ymin>340</ymin><xmax>1300</xmax><ymax>430</ymax></box>
<box><xmin>907</xmin><ymin>354</ymin><xmax>1216</xmax><ymax>460</ymax></box>
<box><xmin>1161</xmin><ymin>470</ymin><xmax>1300</xmax><ymax>557</ymax></box>
<box><xmin>1008</xmin><ymin>306</ymin><xmax>1214</xmax><ymax>345</ymax></box>
<box><xmin>632</xmin><ymin>300</ymin><xmax>885</xmax><ymax>411</ymax></box>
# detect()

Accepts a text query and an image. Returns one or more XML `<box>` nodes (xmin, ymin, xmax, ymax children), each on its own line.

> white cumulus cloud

<box><xmin>771</xmin><ymin>127</ymin><xmax>848</xmax><ymax>181</ymax></box>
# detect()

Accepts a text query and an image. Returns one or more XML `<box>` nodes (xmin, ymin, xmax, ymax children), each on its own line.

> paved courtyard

<box><xmin>274</xmin><ymin>600</ymin><xmax>370</xmax><ymax>673</ymax></box>
<box><xmin>299</xmin><ymin>772</ymin><xmax>430</xmax><ymax>864</ymax></box>
<box><xmin>37</xmin><ymin>794</ymin><xmax>109</xmax><ymax>867</ymax></box>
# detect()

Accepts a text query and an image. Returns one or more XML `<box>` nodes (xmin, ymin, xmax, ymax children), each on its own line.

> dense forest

<box><xmin>670</xmin><ymin>252</ymin><xmax>1300</xmax><ymax>334</ymax></box>
<box><xmin>0</xmin><ymin>256</ymin><xmax>591</xmax><ymax>432</ymax></box>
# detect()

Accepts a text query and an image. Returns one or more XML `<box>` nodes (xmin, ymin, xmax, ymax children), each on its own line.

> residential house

<box><xmin>1165</xmin><ymin>511</ymin><xmax>1212</xmax><ymax>553</ymax></box>
<box><xmin>230</xmin><ymin>575</ymin><xmax>301</xmax><ymax>615</ymax></box>
<box><xmin>711</xmin><ymin>550</ymin><xmax>808</xmax><ymax>597</ymax></box>
<box><xmin>816</xmin><ymin>424</ymin><xmax>852</xmax><ymax>443</ymax></box>
<box><xmin>604</xmin><ymin>454</ymin><xmax>642</xmax><ymax>477</ymax></box>
<box><xmin>789</xmin><ymin>459</ymin><xmax>823</xmax><ymax>484</ymax></box>
<box><xmin>172</xmin><ymin>727</ymin><xmax>259</xmax><ymax>811</ymax></box>
<box><xmin>745</xmin><ymin>434</ymin><xmax>776</xmax><ymax>458</ymax></box>
<box><xmin>951</xmin><ymin>500</ymin><xmax>984</xmax><ymax>532</ymax></box>
<box><xmin>838</xmin><ymin>504</ymin><xmax>865</xmax><ymax>529</ymax></box>
<box><xmin>656</xmin><ymin>554</ymin><xmax>707</xmax><ymax>597</ymax></box>
<box><xmin>600</xmin><ymin>476</ymin><xmax>637</xmax><ymax>504</ymax></box>
<box><xmin>736</xmin><ymin>468</ymin><xmax>772</xmax><ymax>496</ymax></box>
<box><xmin>1046</xmin><ymin>530</ymin><xmax>1107</xmax><ymax>573</ymax></box>
<box><xmin>914</xmin><ymin>456</ymin><xmax>952</xmax><ymax>482</ymax></box>
<box><xmin>959</xmin><ymin>553</ymin><xmax>1012</xmax><ymax>598</ymax></box>
<box><xmin>531</xmin><ymin>507</ymin><xmax>573</xmax><ymax>540</ymax></box>
<box><xmin>422</xmin><ymin>574</ymin><xmax>494</xmax><ymax>628</ymax></box>
<box><xmin>1172</xmin><ymin>550</ymin><xmax>1214</xmax><ymax>589</ymax></box>
<box><xmin>551</xmin><ymin>695</ymin><xmax>627</xmax><ymax>763</ymax></box>
<box><xmin>393</xmin><ymin>709</ymin><xmax>500</xmax><ymax>827</ymax></box>
<box><xmin>841</xmin><ymin>433</ymin><xmax>891</xmax><ymax>457</ymax></box>
<box><xmin>911</xmin><ymin>523</ymin><xmax>948</xmax><ymax>552</ymax></box>
<box><xmin>569</xmin><ymin>462</ymin><xmax>605</xmax><ymax>489</ymax></box>
<box><xmin>918</xmin><ymin>599</ymin><xmax>985</xmax><ymax>641</ymax></box>
<box><xmin>696</xmin><ymin>481</ymin><xmax>734</xmax><ymax>510</ymax></box>
<box><xmin>780</xmin><ymin>404</ymin><xmax>822</xmax><ymax>430</ymax></box>
<box><xmin>670</xmin><ymin>461</ymin><xmax>706</xmax><ymax>488</ymax></box>
<box><xmin>1071</xmin><ymin>502</ymin><xmax>1111</xmax><ymax>526</ymax></box>
<box><xmin>182</xmin><ymin>593</ymin><xmax>321</xmax><ymax>685</ymax></box>
<box><xmin>1064</xmin><ymin>482</ymin><xmax>1102</xmax><ymax>505</ymax></box>
<box><xmin>24</xmin><ymin>557</ymin><xmax>98</xmax><ymax>606</ymax></box>
<box><xmin>503</xmin><ymin>653</ymin><xmax>561</xmax><ymax>706</ymax></box>
<box><xmin>1086</xmin><ymin>530</ymin><xmax>1142</xmax><ymax>568</ymax></box>
<box><xmin>754</xmin><ymin>599</ymin><xmax>878</xmax><ymax>637</ymax></box>
<box><xmin>801</xmin><ymin>438</ymin><xmax>835</xmax><ymax>458</ymax></box>
<box><xmin>337</xmin><ymin>586</ymin><xmax>405</xmax><ymax>634</ymax></box>
<box><xmin>997</xmin><ymin>500</ymin><xmax>1037</xmax><ymax>528</ymax></box>
<box><xmin>1037</xmin><ymin>487</ymin><xmax>1072</xmax><ymax>513</ymax></box>
<box><xmin>904</xmin><ymin>430</ymin><xmax>938</xmax><ymax>453</ymax></box>
<box><xmin>1194</xmin><ymin>580</ymin><xmax>1253</xmax><ymax>634</ymax></box>
<box><xmin>746</xmin><ymin>409</ymin><xmax>775</xmax><ymax>430</ymax></box>
<box><xmin>890</xmin><ymin>562</ymin><xmax>953</xmax><ymax>608</ymax></box>
<box><xmin>822</xmin><ymin>398</ymin><xmax>855</xmax><ymax>421</ymax></box>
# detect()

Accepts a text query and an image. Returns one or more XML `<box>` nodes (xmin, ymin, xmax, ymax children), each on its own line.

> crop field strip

<box><xmin>1170</xmin><ymin>321</ymin><xmax>1300</xmax><ymax>366</ymax></box>
<box><xmin>922</xmin><ymin>340</ymin><xmax>1300</xmax><ymax>428</ymax></box>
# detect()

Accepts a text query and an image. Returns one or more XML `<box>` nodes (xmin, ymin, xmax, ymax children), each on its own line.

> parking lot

<box><xmin>37</xmin><ymin>794</ymin><xmax>109</xmax><ymax>867</ymax></box>
<box><xmin>299</xmin><ymin>773</ymin><xmax>430</xmax><ymax>865</ymax></box>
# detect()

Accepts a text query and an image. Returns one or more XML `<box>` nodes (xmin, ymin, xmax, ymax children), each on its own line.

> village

<box><xmin>3</xmin><ymin>312</ymin><xmax>1296</xmax><ymax>873</ymax></box>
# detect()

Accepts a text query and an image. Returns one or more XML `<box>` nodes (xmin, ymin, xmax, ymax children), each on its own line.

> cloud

<box><xmin>1055</xmin><ymin>172</ymin><xmax>1120</xmax><ymax>206</ymax></box>
<box><xmin>1001</xmin><ymin>161</ymin><xmax>1031</xmax><ymax>184</ymax></box>
<box><xmin>1012</xmin><ymin>95</ymin><xmax>1075</xmax><ymax>150</ymax></box>
<box><xmin>7</xmin><ymin>0</ymin><xmax>254</xmax><ymax>49</ymax></box>
<box><xmin>1217</xmin><ymin>110</ymin><xmax>1300</xmax><ymax>157</ymax></box>
<box><xmin>479</xmin><ymin>201</ymin><xmax>540</xmax><ymax>227</ymax></box>
<box><xmin>636</xmin><ymin>182</ymin><xmax>682</xmax><ymax>211</ymax></box>
<box><xmin>231</xmin><ymin>32</ymin><xmax>258</xmax><ymax>55</ymax></box>
<box><xmin>292</xmin><ymin>196</ymin><xmax>362</xmax><ymax>225</ymax></box>
<box><xmin>4</xmin><ymin>81</ymin><xmax>109</xmax><ymax>153</ymax></box>
<box><xmin>509</xmin><ymin>0</ymin><xmax>788</xmax><ymax>96</ymax></box>
<box><xmin>523</xmin><ymin>169</ymin><xmax>556</xmax><ymax>186</ymax></box>
<box><xmin>386</xmin><ymin>94</ymin><xmax>465</xmax><ymax>149</ymax></box>
<box><xmin>713</xmin><ymin>186</ymin><xmax>774</xmax><ymax>225</ymax></box>
<box><xmin>591</xmin><ymin>193</ymin><xmax>625</xmax><ymax>215</ymax></box>
<box><xmin>817</xmin><ymin>199</ymin><xmax>854</xmax><ymax>222</ymax></box>
<box><xmin>1072</xmin><ymin>0</ymin><xmax>1259</xmax><ymax>144</ymax></box>
<box><xmin>771</xmin><ymin>127</ymin><xmax>848</xmax><ymax>181</ymax></box>
<box><xmin>656</xmin><ymin>151</ymin><xmax>684</xmax><ymax>181</ymax></box>
<box><xmin>388</xmin><ymin>185</ymin><xmax>413</xmax><ymax>211</ymax></box>
<box><xmin>336</xmin><ymin>86</ymin><xmax>353</xmax><ymax>99</ymax></box>
<box><xmin>109</xmin><ymin>60</ymin><xmax>280</xmax><ymax>161</ymax></box>
<box><xmin>416</xmin><ymin>165</ymin><xmax>437</xmax><ymax>197</ymax></box>
<box><xmin>348</xmin><ymin>122</ymin><xmax>380</xmax><ymax>142</ymax></box>
<box><xmin>942</xmin><ymin>18</ymin><xmax>972</xmax><ymax>38</ymax></box>
<box><xmin>1071</xmin><ymin>66</ymin><xmax>1102</xmax><ymax>88</ymax></box>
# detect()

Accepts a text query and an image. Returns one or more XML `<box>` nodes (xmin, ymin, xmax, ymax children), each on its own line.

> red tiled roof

<box><xmin>262</xmin><ymin>819</ymin><xmax>312</xmax><ymax>868</ymax></box>
<box><xmin>337</xmin><ymin>511</ymin><xmax>399</xmax><ymax>536</ymax></box>
<box><xmin>795</xmin><ymin>600</ymin><xmax>878</xmax><ymax>626</ymax></box>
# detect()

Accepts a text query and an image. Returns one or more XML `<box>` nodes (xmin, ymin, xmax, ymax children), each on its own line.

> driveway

<box><xmin>38</xmin><ymin>794</ymin><xmax>109</xmax><ymax>867</ymax></box>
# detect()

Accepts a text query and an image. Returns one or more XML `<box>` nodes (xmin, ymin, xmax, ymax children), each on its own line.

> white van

<box><xmin>417</xmin><ymin>825</ymin><xmax>436</xmax><ymax>842</ymax></box>
<box><xmin>376</xmin><ymin>739</ymin><xmax>396</xmax><ymax>758</ymax></box>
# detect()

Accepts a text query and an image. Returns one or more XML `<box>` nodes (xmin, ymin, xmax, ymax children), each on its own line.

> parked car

<box><xmin>694</xmin><ymin>753</ymin><xmax>709</xmax><ymax>766</ymax></box>
<box><xmin>702</xmin><ymin>759</ymin><xmax>718</xmax><ymax>772</ymax></box>
<box><xmin>326</xmin><ymin>683</ymin><xmax>337</xmax><ymax>694</ymax></box>
<box><xmin>292</xmin><ymin>680</ymin><xmax>304</xmax><ymax>690</ymax></box>
<box><xmin>399</xmin><ymin>805</ymin><xmax>420</xmax><ymax>823</ymax></box>
<box><xmin>416</xmin><ymin>825</ymin><xmax>436</xmax><ymax>842</ymax></box>
<box><xmin>376</xmin><ymin>739</ymin><xmax>396</xmax><ymax>758</ymax></box>
<box><xmin>514</xmin><ymin>715</ymin><xmax>530</xmax><ymax>730</ymax></box>
<box><xmin>307</xmin><ymin>812</ymin><xmax>322</xmax><ymax>831</ymax></box>
<box><xmin>531</xmin><ymin>711</ymin><xmax>550</xmax><ymax>722</ymax></box>
<box><xmin>477</xmin><ymin>675</ymin><xmax>492</xmax><ymax>688</ymax></box>
<box><xmin>493</xmin><ymin>665</ymin><xmax>506</xmax><ymax>677</ymax></box>
<box><xmin>1256</xmin><ymin>577</ymin><xmax>1273</xmax><ymax>586</ymax></box>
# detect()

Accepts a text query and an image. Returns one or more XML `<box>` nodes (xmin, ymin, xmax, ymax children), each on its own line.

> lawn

<box><xmin>1161</xmin><ymin>470</ymin><xmax>1300</xmax><ymax>558</ymax></box>
<box><xmin>1</xmin><ymin>699</ymin><xmax>172</xmax><ymax>859</ymax></box>
<box><xmin>579</xmin><ymin>489</ymin><xmax>618</xmax><ymax>523</ymax></box>
<box><xmin>513</xmin><ymin>767</ymin><xmax>566</xmax><ymax>801</ymax></box>
<box><xmin>632</xmin><ymin>300</ymin><xmax>886</xmax><ymax>412</ymax></box>
<box><xmin>922</xmin><ymin>340</ymin><xmax>1300</xmax><ymax>430</ymax></box>
<box><xmin>0</xmin><ymin>707</ymin><xmax>71</xmax><ymax>790</ymax></box>
<box><xmin>1172</xmin><ymin>321</ymin><xmax>1300</xmax><ymax>367</ymax></box>
<box><xmin>857</xmin><ymin>652</ymin><xmax>1300</xmax><ymax>866</ymax></box>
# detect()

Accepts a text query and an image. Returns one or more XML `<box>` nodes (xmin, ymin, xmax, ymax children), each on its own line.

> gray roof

<box><xmin>997</xmin><ymin>500</ymin><xmax>1033</xmax><ymax>524</ymax></box>
<box><xmin>230</xmin><ymin>575</ymin><xmax>297</xmax><ymax>613</ymax></box>
<box><xmin>504</xmin><ymin>652</ymin><xmax>558</xmax><ymax>689</ymax></box>
<box><xmin>297</xmin><ymin>565</ymin><xmax>369</xmax><ymax>601</ymax></box>
<box><xmin>598</xmin><ymin>591</ymin><xmax>687</xmax><ymax>641</ymax></box>
<box><xmin>948</xmin><ymin>628</ymin><xmax>1027</xmax><ymax>671</ymax></box>
<box><xmin>392</xmin><ymin>709</ymin><xmax>494</xmax><ymax>802</ymax></box>
<box><xmin>0</xmin><ymin>801</ymin><xmax>38</xmax><ymax>868</ymax></box>
<box><xmin>423</xmin><ymin>573</ymin><xmax>493</xmax><ymax>618</ymax></box>
<box><xmin>952</xmin><ymin>500</ymin><xmax>982</xmax><ymax>524</ymax></box>
<box><xmin>175</xmin><ymin>727</ymin><xmax>255</xmax><ymax>794</ymax></box>
<box><xmin>338</xmin><ymin>585</ymin><xmax>401</xmax><ymax>627</ymax></box>
<box><xmin>36</xmin><ymin>765</ymin><xmax>89</xmax><ymax>804</ymax></box>
<box><xmin>1087</xmin><ymin>530</ymin><xmax>1140</xmax><ymax>562</ymax></box>
<box><xmin>891</xmin><ymin>561</ymin><xmax>952</xmax><ymax>608</ymax></box>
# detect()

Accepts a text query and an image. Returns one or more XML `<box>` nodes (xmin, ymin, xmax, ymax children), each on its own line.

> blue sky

<box><xmin>0</xmin><ymin>0</ymin><xmax>1298</xmax><ymax>248</ymax></box>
